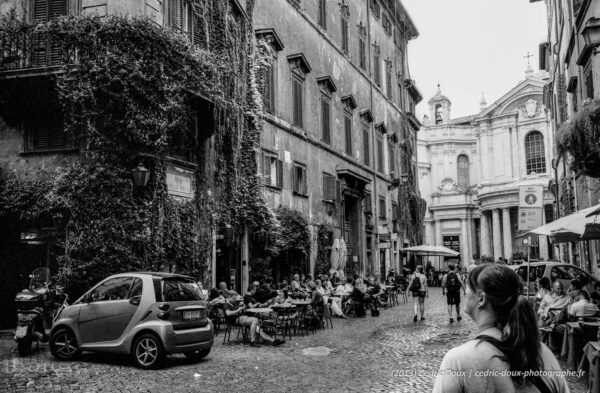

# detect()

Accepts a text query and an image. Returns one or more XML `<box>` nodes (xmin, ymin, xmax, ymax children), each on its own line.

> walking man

<box><xmin>442</xmin><ymin>264</ymin><xmax>465</xmax><ymax>323</ymax></box>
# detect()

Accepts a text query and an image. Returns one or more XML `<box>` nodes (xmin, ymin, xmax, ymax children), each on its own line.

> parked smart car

<box><xmin>49</xmin><ymin>272</ymin><xmax>213</xmax><ymax>369</ymax></box>
<box><xmin>510</xmin><ymin>262</ymin><xmax>598</xmax><ymax>298</ymax></box>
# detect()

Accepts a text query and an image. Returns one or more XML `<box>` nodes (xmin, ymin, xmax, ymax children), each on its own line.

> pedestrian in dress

<box><xmin>432</xmin><ymin>264</ymin><xmax>569</xmax><ymax>393</ymax></box>
<box><xmin>409</xmin><ymin>265</ymin><xmax>428</xmax><ymax>322</ymax></box>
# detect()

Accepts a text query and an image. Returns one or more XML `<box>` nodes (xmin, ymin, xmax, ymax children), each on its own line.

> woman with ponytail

<box><xmin>432</xmin><ymin>264</ymin><xmax>569</xmax><ymax>393</ymax></box>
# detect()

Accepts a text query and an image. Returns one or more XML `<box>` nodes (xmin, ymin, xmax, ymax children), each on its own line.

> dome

<box><xmin>428</xmin><ymin>83</ymin><xmax>450</xmax><ymax>103</ymax></box>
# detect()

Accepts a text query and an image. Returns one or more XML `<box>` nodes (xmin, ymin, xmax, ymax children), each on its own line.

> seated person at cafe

<box><xmin>569</xmin><ymin>290</ymin><xmax>599</xmax><ymax>318</ymax></box>
<box><xmin>331</xmin><ymin>271</ymin><xmax>341</xmax><ymax>286</ymax></box>
<box><xmin>538</xmin><ymin>281</ymin><xmax>571</xmax><ymax>327</ymax></box>
<box><xmin>217</xmin><ymin>281</ymin><xmax>229</xmax><ymax>296</ymax></box>
<box><xmin>222</xmin><ymin>291</ymin><xmax>284</xmax><ymax>347</ymax></box>
<box><xmin>243</xmin><ymin>284</ymin><xmax>269</xmax><ymax>309</ymax></box>
<box><xmin>347</xmin><ymin>278</ymin><xmax>368</xmax><ymax>317</ymax></box>
<box><xmin>309</xmin><ymin>281</ymin><xmax>324</xmax><ymax>313</ymax></box>
<box><xmin>366</xmin><ymin>276</ymin><xmax>385</xmax><ymax>309</ymax></box>
<box><xmin>254</xmin><ymin>283</ymin><xmax>272</xmax><ymax>304</ymax></box>
<box><xmin>208</xmin><ymin>288</ymin><xmax>226</xmax><ymax>306</ymax></box>
<box><xmin>322</xmin><ymin>275</ymin><xmax>334</xmax><ymax>291</ymax></box>
<box><xmin>291</xmin><ymin>274</ymin><xmax>309</xmax><ymax>299</ymax></box>
<box><xmin>567</xmin><ymin>275</ymin><xmax>588</xmax><ymax>302</ymax></box>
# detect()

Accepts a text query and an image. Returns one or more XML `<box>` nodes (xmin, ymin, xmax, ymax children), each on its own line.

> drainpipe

<box><xmin>366</xmin><ymin>1</ymin><xmax>376</xmax><ymax>279</ymax></box>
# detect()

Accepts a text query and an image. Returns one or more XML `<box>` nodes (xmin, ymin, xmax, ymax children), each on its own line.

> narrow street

<box><xmin>0</xmin><ymin>288</ymin><xmax>586</xmax><ymax>393</ymax></box>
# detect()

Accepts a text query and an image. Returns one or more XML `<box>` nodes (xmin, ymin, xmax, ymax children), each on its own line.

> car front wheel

<box><xmin>132</xmin><ymin>334</ymin><xmax>165</xmax><ymax>369</ymax></box>
<box><xmin>184</xmin><ymin>348</ymin><xmax>211</xmax><ymax>362</ymax></box>
<box><xmin>50</xmin><ymin>328</ymin><xmax>80</xmax><ymax>360</ymax></box>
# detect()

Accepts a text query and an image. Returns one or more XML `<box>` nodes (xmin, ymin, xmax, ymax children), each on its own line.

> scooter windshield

<box><xmin>30</xmin><ymin>267</ymin><xmax>50</xmax><ymax>290</ymax></box>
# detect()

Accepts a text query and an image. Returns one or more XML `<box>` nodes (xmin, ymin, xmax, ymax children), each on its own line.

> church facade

<box><xmin>417</xmin><ymin>68</ymin><xmax>556</xmax><ymax>268</ymax></box>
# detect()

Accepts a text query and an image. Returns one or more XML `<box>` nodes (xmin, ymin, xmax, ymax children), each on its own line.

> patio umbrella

<box><xmin>338</xmin><ymin>238</ymin><xmax>347</xmax><ymax>278</ymax></box>
<box><xmin>401</xmin><ymin>244</ymin><xmax>460</xmax><ymax>271</ymax></box>
<box><xmin>329</xmin><ymin>238</ymin><xmax>340</xmax><ymax>275</ymax></box>
<box><xmin>519</xmin><ymin>203</ymin><xmax>600</xmax><ymax>243</ymax></box>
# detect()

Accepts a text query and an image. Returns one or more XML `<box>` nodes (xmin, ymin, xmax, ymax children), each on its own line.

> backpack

<box><xmin>446</xmin><ymin>272</ymin><xmax>461</xmax><ymax>292</ymax></box>
<box><xmin>408</xmin><ymin>275</ymin><xmax>422</xmax><ymax>292</ymax></box>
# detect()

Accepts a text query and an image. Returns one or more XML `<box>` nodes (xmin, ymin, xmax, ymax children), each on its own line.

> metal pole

<box><xmin>527</xmin><ymin>236</ymin><xmax>531</xmax><ymax>297</ymax></box>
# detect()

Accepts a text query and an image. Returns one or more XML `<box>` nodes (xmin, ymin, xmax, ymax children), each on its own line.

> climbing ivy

<box><xmin>0</xmin><ymin>1</ymin><xmax>277</xmax><ymax>296</ymax></box>
<box><xmin>558</xmin><ymin>99</ymin><xmax>600</xmax><ymax>176</ymax></box>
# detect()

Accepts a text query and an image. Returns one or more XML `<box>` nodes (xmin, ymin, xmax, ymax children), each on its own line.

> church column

<box><xmin>540</xmin><ymin>206</ymin><xmax>549</xmax><ymax>260</ymax></box>
<box><xmin>480</xmin><ymin>211</ymin><xmax>491</xmax><ymax>258</ymax></box>
<box><xmin>424</xmin><ymin>222</ymin><xmax>433</xmax><ymax>245</ymax></box>
<box><xmin>435</xmin><ymin>219</ymin><xmax>442</xmax><ymax>246</ymax></box>
<box><xmin>461</xmin><ymin>218</ymin><xmax>470</xmax><ymax>265</ymax></box>
<box><xmin>492</xmin><ymin>209</ymin><xmax>503</xmax><ymax>259</ymax></box>
<box><xmin>502</xmin><ymin>208</ymin><xmax>513</xmax><ymax>261</ymax></box>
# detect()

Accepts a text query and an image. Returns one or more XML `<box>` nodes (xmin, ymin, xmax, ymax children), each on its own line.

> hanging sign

<box><xmin>518</xmin><ymin>185</ymin><xmax>544</xmax><ymax>208</ymax></box>
<box><xmin>518</xmin><ymin>208</ymin><xmax>543</xmax><ymax>231</ymax></box>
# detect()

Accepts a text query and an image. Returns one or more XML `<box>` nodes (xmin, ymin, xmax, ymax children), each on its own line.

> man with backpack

<box><xmin>443</xmin><ymin>264</ymin><xmax>466</xmax><ymax>323</ymax></box>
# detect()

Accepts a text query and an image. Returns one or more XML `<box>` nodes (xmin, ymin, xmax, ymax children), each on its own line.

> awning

<box><xmin>518</xmin><ymin>203</ymin><xmax>600</xmax><ymax>243</ymax></box>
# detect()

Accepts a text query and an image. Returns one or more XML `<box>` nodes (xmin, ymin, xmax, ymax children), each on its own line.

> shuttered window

<box><xmin>261</xmin><ymin>63</ymin><xmax>275</xmax><ymax>113</ymax></box>
<box><xmin>25</xmin><ymin>115</ymin><xmax>69</xmax><ymax>152</ymax></box>
<box><xmin>262</xmin><ymin>152</ymin><xmax>283</xmax><ymax>188</ymax></box>
<box><xmin>341</xmin><ymin>18</ymin><xmax>348</xmax><ymax>54</ymax></box>
<box><xmin>374</xmin><ymin>51</ymin><xmax>381</xmax><ymax>86</ymax></box>
<box><xmin>292</xmin><ymin>163</ymin><xmax>307</xmax><ymax>195</ymax></box>
<box><xmin>168</xmin><ymin>0</ymin><xmax>183</xmax><ymax>31</ymax></box>
<box><xmin>318</xmin><ymin>0</ymin><xmax>327</xmax><ymax>29</ymax></box>
<box><xmin>371</xmin><ymin>0</ymin><xmax>380</xmax><ymax>18</ymax></box>
<box><xmin>363</xmin><ymin>127</ymin><xmax>370</xmax><ymax>166</ymax></box>
<box><xmin>32</xmin><ymin>0</ymin><xmax>67</xmax><ymax>22</ymax></box>
<box><xmin>359</xmin><ymin>37</ymin><xmax>366</xmax><ymax>70</ymax></box>
<box><xmin>292</xmin><ymin>78</ymin><xmax>303</xmax><ymax>128</ymax></box>
<box><xmin>386</xmin><ymin>64</ymin><xmax>392</xmax><ymax>99</ymax></box>
<box><xmin>376</xmin><ymin>136</ymin><xmax>384</xmax><ymax>172</ymax></box>
<box><xmin>378</xmin><ymin>196</ymin><xmax>386</xmax><ymax>219</ymax></box>
<box><xmin>344</xmin><ymin>115</ymin><xmax>352</xmax><ymax>156</ymax></box>
<box><xmin>321</xmin><ymin>98</ymin><xmax>331</xmax><ymax>144</ymax></box>
<box><xmin>323</xmin><ymin>174</ymin><xmax>336</xmax><ymax>201</ymax></box>
<box><xmin>392</xmin><ymin>202</ymin><xmax>399</xmax><ymax>221</ymax></box>
<box><xmin>364</xmin><ymin>193</ymin><xmax>372</xmax><ymax>213</ymax></box>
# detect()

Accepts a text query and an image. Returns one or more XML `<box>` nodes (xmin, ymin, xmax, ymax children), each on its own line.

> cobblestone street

<box><xmin>0</xmin><ymin>288</ymin><xmax>587</xmax><ymax>392</ymax></box>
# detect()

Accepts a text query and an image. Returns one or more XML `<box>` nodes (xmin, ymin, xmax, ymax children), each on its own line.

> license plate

<box><xmin>15</xmin><ymin>326</ymin><xmax>27</xmax><ymax>338</ymax></box>
<box><xmin>183</xmin><ymin>311</ymin><xmax>200</xmax><ymax>320</ymax></box>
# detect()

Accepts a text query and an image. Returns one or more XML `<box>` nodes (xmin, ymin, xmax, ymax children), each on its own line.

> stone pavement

<box><xmin>0</xmin><ymin>288</ymin><xmax>587</xmax><ymax>392</ymax></box>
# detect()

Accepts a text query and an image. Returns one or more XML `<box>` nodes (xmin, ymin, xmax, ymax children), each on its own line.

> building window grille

<box><xmin>525</xmin><ymin>131</ymin><xmax>546</xmax><ymax>174</ymax></box>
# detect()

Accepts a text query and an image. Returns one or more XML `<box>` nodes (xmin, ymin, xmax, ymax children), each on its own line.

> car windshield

<box><xmin>163</xmin><ymin>280</ymin><xmax>202</xmax><ymax>302</ymax></box>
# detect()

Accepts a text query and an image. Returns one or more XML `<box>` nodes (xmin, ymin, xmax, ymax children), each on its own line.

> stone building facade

<box><xmin>533</xmin><ymin>0</ymin><xmax>600</xmax><ymax>275</ymax></box>
<box><xmin>418</xmin><ymin>70</ymin><xmax>556</xmax><ymax>269</ymax></box>
<box><xmin>253</xmin><ymin>0</ymin><xmax>422</xmax><ymax>280</ymax></box>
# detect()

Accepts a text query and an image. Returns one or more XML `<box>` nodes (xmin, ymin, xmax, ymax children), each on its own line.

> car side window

<box><xmin>536</xmin><ymin>266</ymin><xmax>545</xmax><ymax>280</ymax></box>
<box><xmin>550</xmin><ymin>266</ymin><xmax>571</xmax><ymax>281</ymax></box>
<box><xmin>90</xmin><ymin>277</ymin><xmax>133</xmax><ymax>301</ymax></box>
<box><xmin>129</xmin><ymin>278</ymin><xmax>143</xmax><ymax>298</ymax></box>
<box><xmin>515</xmin><ymin>268</ymin><xmax>528</xmax><ymax>282</ymax></box>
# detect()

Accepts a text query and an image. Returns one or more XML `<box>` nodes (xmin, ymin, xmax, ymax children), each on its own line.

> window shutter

<box><xmin>363</xmin><ymin>128</ymin><xmax>370</xmax><ymax>166</ymax></box>
<box><xmin>392</xmin><ymin>203</ymin><xmax>399</xmax><ymax>221</ymax></box>
<box><xmin>318</xmin><ymin>0</ymin><xmax>326</xmax><ymax>28</ymax></box>
<box><xmin>374</xmin><ymin>54</ymin><xmax>380</xmax><ymax>86</ymax></box>
<box><xmin>292</xmin><ymin>165</ymin><xmax>298</xmax><ymax>193</ymax></box>
<box><xmin>335</xmin><ymin>179</ymin><xmax>341</xmax><ymax>204</ymax></box>
<box><xmin>277</xmin><ymin>159</ymin><xmax>283</xmax><ymax>188</ymax></box>
<box><xmin>293</xmin><ymin>80</ymin><xmax>303</xmax><ymax>127</ymax></box>
<box><xmin>193</xmin><ymin>9</ymin><xmax>205</xmax><ymax>48</ymax></box>
<box><xmin>262</xmin><ymin>154</ymin><xmax>270</xmax><ymax>185</ymax></box>
<box><xmin>268</xmin><ymin>65</ymin><xmax>275</xmax><ymax>113</ymax></box>
<box><xmin>389</xmin><ymin>142</ymin><xmax>395</xmax><ymax>174</ymax></box>
<box><xmin>323</xmin><ymin>175</ymin><xmax>336</xmax><ymax>200</ymax></box>
<box><xmin>322</xmin><ymin>100</ymin><xmax>330</xmax><ymax>144</ymax></box>
<box><xmin>377</xmin><ymin>138</ymin><xmax>383</xmax><ymax>172</ymax></box>
<box><xmin>169</xmin><ymin>0</ymin><xmax>183</xmax><ymax>31</ymax></box>
<box><xmin>345</xmin><ymin>117</ymin><xmax>352</xmax><ymax>156</ymax></box>
<box><xmin>301</xmin><ymin>167</ymin><xmax>307</xmax><ymax>195</ymax></box>
<box><xmin>364</xmin><ymin>193</ymin><xmax>372</xmax><ymax>213</ymax></box>
<box><xmin>49</xmin><ymin>0</ymin><xmax>66</xmax><ymax>19</ymax></box>
<box><xmin>33</xmin><ymin>0</ymin><xmax>49</xmax><ymax>21</ymax></box>
<box><xmin>341</xmin><ymin>19</ymin><xmax>348</xmax><ymax>52</ymax></box>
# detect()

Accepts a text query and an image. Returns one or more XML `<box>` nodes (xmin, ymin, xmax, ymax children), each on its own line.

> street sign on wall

<box><xmin>518</xmin><ymin>185</ymin><xmax>544</xmax><ymax>208</ymax></box>
<box><xmin>518</xmin><ymin>207</ymin><xmax>543</xmax><ymax>231</ymax></box>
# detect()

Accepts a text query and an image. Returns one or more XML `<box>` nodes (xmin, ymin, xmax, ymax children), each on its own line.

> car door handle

<box><xmin>129</xmin><ymin>296</ymin><xmax>141</xmax><ymax>306</ymax></box>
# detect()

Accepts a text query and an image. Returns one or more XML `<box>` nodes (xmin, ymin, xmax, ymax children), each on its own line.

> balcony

<box><xmin>0</xmin><ymin>27</ymin><xmax>76</xmax><ymax>78</ymax></box>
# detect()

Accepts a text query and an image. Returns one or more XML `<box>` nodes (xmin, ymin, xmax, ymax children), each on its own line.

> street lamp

<box><xmin>400</xmin><ymin>173</ymin><xmax>409</xmax><ymax>185</ymax></box>
<box><xmin>582</xmin><ymin>17</ymin><xmax>600</xmax><ymax>56</ymax></box>
<box><xmin>131</xmin><ymin>162</ymin><xmax>150</xmax><ymax>188</ymax></box>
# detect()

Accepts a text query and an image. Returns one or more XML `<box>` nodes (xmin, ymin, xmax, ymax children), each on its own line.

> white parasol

<box><xmin>329</xmin><ymin>238</ymin><xmax>340</xmax><ymax>275</ymax></box>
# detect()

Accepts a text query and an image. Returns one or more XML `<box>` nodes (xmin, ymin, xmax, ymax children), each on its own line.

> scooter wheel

<box><xmin>17</xmin><ymin>338</ymin><xmax>31</xmax><ymax>356</ymax></box>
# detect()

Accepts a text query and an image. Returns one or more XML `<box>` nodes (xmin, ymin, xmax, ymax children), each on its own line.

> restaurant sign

<box><xmin>443</xmin><ymin>235</ymin><xmax>460</xmax><ymax>253</ymax></box>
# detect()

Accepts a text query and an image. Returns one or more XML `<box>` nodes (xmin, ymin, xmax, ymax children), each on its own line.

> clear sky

<box><xmin>402</xmin><ymin>0</ymin><xmax>548</xmax><ymax>120</ymax></box>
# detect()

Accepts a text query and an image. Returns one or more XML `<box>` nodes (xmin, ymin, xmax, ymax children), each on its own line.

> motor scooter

<box><xmin>15</xmin><ymin>267</ymin><xmax>67</xmax><ymax>356</ymax></box>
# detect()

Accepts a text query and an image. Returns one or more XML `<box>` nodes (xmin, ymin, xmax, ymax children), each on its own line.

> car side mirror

<box><xmin>129</xmin><ymin>295</ymin><xmax>141</xmax><ymax>306</ymax></box>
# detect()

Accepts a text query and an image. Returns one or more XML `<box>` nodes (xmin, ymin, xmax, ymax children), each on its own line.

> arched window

<box><xmin>435</xmin><ymin>104</ymin><xmax>443</xmax><ymax>124</ymax></box>
<box><xmin>457</xmin><ymin>155</ymin><xmax>469</xmax><ymax>188</ymax></box>
<box><xmin>525</xmin><ymin>131</ymin><xmax>546</xmax><ymax>174</ymax></box>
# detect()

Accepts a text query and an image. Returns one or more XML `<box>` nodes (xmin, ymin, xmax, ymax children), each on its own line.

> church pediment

<box><xmin>475</xmin><ymin>77</ymin><xmax>547</xmax><ymax>120</ymax></box>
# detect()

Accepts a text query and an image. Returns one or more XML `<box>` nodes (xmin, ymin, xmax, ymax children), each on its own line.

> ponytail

<box><xmin>470</xmin><ymin>264</ymin><xmax>544</xmax><ymax>384</ymax></box>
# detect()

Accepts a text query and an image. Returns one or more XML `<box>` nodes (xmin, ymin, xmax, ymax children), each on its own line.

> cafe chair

<box><xmin>223</xmin><ymin>317</ymin><xmax>249</xmax><ymax>345</ymax></box>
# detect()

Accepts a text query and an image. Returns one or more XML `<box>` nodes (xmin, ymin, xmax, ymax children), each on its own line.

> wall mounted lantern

<box><xmin>582</xmin><ymin>17</ymin><xmax>600</xmax><ymax>56</ymax></box>
<box><xmin>131</xmin><ymin>162</ymin><xmax>150</xmax><ymax>188</ymax></box>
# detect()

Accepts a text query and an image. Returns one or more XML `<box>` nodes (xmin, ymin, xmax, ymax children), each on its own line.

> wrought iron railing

<box><xmin>0</xmin><ymin>28</ymin><xmax>75</xmax><ymax>73</ymax></box>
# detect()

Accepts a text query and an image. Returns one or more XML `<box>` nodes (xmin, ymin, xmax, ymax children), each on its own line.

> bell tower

<box><xmin>428</xmin><ymin>84</ymin><xmax>451</xmax><ymax>125</ymax></box>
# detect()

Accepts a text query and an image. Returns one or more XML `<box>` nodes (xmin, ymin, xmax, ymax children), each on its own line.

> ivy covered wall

<box><xmin>0</xmin><ymin>1</ymin><xmax>276</xmax><ymax>297</ymax></box>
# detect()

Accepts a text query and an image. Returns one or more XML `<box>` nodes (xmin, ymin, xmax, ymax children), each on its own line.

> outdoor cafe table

<box><xmin>579</xmin><ymin>341</ymin><xmax>600</xmax><ymax>393</ymax></box>
<box><xmin>245</xmin><ymin>308</ymin><xmax>273</xmax><ymax>315</ymax></box>
<box><xmin>562</xmin><ymin>321</ymin><xmax>600</xmax><ymax>370</ymax></box>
